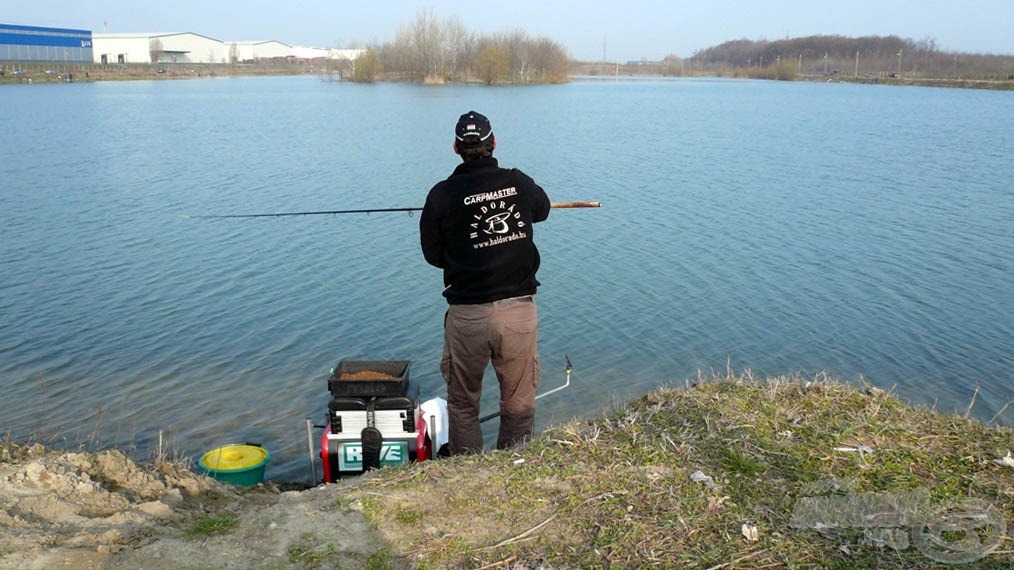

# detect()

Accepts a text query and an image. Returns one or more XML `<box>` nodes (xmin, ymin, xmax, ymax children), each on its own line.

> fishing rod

<box><xmin>181</xmin><ymin>201</ymin><xmax>600</xmax><ymax>219</ymax></box>
<box><xmin>479</xmin><ymin>355</ymin><xmax>573</xmax><ymax>424</ymax></box>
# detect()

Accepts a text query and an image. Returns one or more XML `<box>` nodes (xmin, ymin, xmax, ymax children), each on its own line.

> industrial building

<box><xmin>2</xmin><ymin>23</ymin><xmax>362</xmax><ymax>65</ymax></box>
<box><xmin>234</xmin><ymin>40</ymin><xmax>295</xmax><ymax>62</ymax></box>
<box><xmin>93</xmin><ymin>32</ymin><xmax>226</xmax><ymax>64</ymax></box>
<box><xmin>92</xmin><ymin>33</ymin><xmax>360</xmax><ymax>64</ymax></box>
<box><xmin>0</xmin><ymin>23</ymin><xmax>93</xmax><ymax>62</ymax></box>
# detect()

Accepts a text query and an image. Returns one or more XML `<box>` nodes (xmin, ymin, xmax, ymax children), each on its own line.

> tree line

<box><xmin>690</xmin><ymin>35</ymin><xmax>1013</xmax><ymax>80</ymax></box>
<box><xmin>348</xmin><ymin>11</ymin><xmax>569</xmax><ymax>84</ymax></box>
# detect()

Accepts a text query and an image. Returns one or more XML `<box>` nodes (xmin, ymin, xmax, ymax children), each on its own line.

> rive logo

<box><xmin>339</xmin><ymin>441</ymin><xmax>408</xmax><ymax>470</ymax></box>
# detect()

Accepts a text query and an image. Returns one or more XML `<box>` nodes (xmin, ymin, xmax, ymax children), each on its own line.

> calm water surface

<box><xmin>1</xmin><ymin>76</ymin><xmax>1011</xmax><ymax>481</ymax></box>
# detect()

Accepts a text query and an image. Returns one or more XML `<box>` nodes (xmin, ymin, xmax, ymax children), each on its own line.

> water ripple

<box><xmin>1</xmin><ymin>77</ymin><xmax>1011</xmax><ymax>480</ymax></box>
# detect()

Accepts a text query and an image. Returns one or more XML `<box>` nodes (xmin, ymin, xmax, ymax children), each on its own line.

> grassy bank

<box><xmin>344</xmin><ymin>374</ymin><xmax>1012</xmax><ymax>569</ymax></box>
<box><xmin>0</xmin><ymin>62</ymin><xmax>312</xmax><ymax>85</ymax></box>
<box><xmin>571</xmin><ymin>60</ymin><xmax>1014</xmax><ymax>91</ymax></box>
<box><xmin>1</xmin><ymin>374</ymin><xmax>1010</xmax><ymax>569</ymax></box>
<box><xmin>823</xmin><ymin>76</ymin><xmax>1014</xmax><ymax>91</ymax></box>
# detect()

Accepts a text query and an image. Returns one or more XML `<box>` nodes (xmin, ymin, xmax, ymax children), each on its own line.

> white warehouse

<box><xmin>93</xmin><ymin>32</ymin><xmax>363</xmax><ymax>64</ymax></box>
<box><xmin>233</xmin><ymin>40</ymin><xmax>293</xmax><ymax>62</ymax></box>
<box><xmin>93</xmin><ymin>32</ymin><xmax>226</xmax><ymax>64</ymax></box>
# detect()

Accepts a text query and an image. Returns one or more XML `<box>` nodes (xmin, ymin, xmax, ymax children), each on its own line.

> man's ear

<box><xmin>453</xmin><ymin>141</ymin><xmax>459</xmax><ymax>154</ymax></box>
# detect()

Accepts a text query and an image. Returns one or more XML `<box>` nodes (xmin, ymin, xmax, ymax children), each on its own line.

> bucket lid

<box><xmin>199</xmin><ymin>444</ymin><xmax>269</xmax><ymax>472</ymax></box>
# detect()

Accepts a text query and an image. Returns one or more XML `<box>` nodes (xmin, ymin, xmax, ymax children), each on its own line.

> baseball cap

<box><xmin>455</xmin><ymin>111</ymin><xmax>494</xmax><ymax>146</ymax></box>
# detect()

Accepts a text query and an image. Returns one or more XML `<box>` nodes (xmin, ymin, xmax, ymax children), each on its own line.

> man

<box><xmin>420</xmin><ymin>110</ymin><xmax>551</xmax><ymax>455</ymax></box>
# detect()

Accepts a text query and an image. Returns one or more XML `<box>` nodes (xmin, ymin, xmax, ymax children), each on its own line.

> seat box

<box><xmin>328</xmin><ymin>379</ymin><xmax>419</xmax><ymax>435</ymax></box>
<box><xmin>325</xmin><ymin>390</ymin><xmax>420</xmax><ymax>476</ymax></box>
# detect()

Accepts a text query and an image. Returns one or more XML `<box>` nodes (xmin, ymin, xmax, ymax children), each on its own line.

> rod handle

<box><xmin>550</xmin><ymin>201</ymin><xmax>601</xmax><ymax>209</ymax></box>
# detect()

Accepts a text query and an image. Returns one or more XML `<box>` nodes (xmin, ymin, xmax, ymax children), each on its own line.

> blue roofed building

<box><xmin>0</xmin><ymin>23</ymin><xmax>94</xmax><ymax>62</ymax></box>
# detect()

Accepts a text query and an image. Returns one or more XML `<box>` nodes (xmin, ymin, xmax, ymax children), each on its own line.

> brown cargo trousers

<box><xmin>440</xmin><ymin>295</ymin><xmax>541</xmax><ymax>454</ymax></box>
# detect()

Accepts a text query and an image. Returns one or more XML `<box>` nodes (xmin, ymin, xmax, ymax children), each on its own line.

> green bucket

<box><xmin>198</xmin><ymin>444</ymin><xmax>270</xmax><ymax>486</ymax></box>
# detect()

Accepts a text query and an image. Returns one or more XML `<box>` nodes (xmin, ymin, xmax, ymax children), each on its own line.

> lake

<box><xmin>1</xmin><ymin>75</ymin><xmax>1011</xmax><ymax>482</ymax></box>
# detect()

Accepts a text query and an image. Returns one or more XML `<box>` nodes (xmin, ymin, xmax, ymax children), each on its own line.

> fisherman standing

<box><xmin>420</xmin><ymin>110</ymin><xmax>551</xmax><ymax>455</ymax></box>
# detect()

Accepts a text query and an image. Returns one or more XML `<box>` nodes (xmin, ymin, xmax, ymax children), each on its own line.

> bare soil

<box><xmin>0</xmin><ymin>442</ymin><xmax>408</xmax><ymax>569</ymax></box>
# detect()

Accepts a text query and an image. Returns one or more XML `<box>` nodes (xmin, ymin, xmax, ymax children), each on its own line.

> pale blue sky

<box><xmin>5</xmin><ymin>0</ymin><xmax>1013</xmax><ymax>60</ymax></box>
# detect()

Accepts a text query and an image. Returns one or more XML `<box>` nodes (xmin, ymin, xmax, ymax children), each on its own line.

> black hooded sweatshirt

<box><xmin>420</xmin><ymin>157</ymin><xmax>551</xmax><ymax>305</ymax></box>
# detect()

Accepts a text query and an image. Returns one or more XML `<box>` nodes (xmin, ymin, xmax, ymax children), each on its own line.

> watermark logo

<box><xmin>790</xmin><ymin>478</ymin><xmax>1006</xmax><ymax>564</ymax></box>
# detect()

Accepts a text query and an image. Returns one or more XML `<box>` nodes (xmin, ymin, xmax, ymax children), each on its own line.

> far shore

<box><xmin>3</xmin><ymin>60</ymin><xmax>1013</xmax><ymax>91</ymax></box>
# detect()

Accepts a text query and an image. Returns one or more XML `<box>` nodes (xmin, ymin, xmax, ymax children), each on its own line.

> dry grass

<box><xmin>346</xmin><ymin>373</ymin><xmax>1013</xmax><ymax>569</ymax></box>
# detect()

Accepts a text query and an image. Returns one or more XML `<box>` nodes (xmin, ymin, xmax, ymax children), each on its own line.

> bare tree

<box><xmin>477</xmin><ymin>43</ymin><xmax>510</xmax><ymax>84</ymax></box>
<box><xmin>661</xmin><ymin>54</ymin><xmax>683</xmax><ymax>76</ymax></box>
<box><xmin>149</xmin><ymin>38</ymin><xmax>164</xmax><ymax>64</ymax></box>
<box><xmin>443</xmin><ymin>17</ymin><xmax>473</xmax><ymax>81</ymax></box>
<box><xmin>410</xmin><ymin>9</ymin><xmax>444</xmax><ymax>82</ymax></box>
<box><xmin>530</xmin><ymin>37</ymin><xmax>569</xmax><ymax>82</ymax></box>
<box><xmin>385</xmin><ymin>27</ymin><xmax>415</xmax><ymax>78</ymax></box>
<box><xmin>371</xmin><ymin>9</ymin><xmax>573</xmax><ymax>84</ymax></box>
<box><xmin>352</xmin><ymin>47</ymin><xmax>379</xmax><ymax>83</ymax></box>
<box><xmin>506</xmin><ymin>30</ymin><xmax>531</xmax><ymax>82</ymax></box>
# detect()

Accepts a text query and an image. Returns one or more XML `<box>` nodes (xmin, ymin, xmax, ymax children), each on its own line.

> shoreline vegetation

<box><xmin>1</xmin><ymin>373</ymin><xmax>1011</xmax><ymax>569</ymax></box>
<box><xmin>3</xmin><ymin>59</ymin><xmax>1012</xmax><ymax>92</ymax></box>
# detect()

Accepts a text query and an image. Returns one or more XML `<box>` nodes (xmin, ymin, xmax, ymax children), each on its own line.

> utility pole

<box><xmin>824</xmin><ymin>52</ymin><xmax>828</xmax><ymax>75</ymax></box>
<box><xmin>897</xmin><ymin>49</ymin><xmax>903</xmax><ymax>78</ymax></box>
<box><xmin>854</xmin><ymin>51</ymin><xmax>859</xmax><ymax>78</ymax></box>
